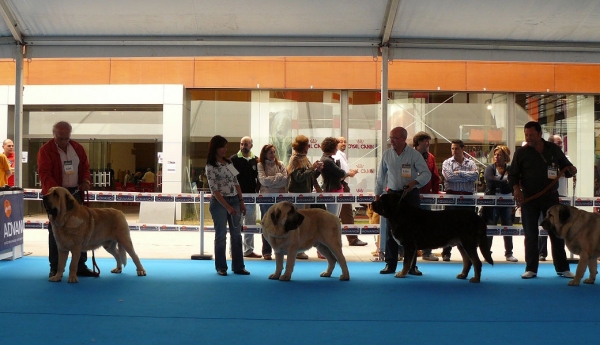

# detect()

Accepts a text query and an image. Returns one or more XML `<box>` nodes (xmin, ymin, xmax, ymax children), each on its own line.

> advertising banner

<box><xmin>1</xmin><ymin>192</ymin><xmax>24</xmax><ymax>251</ymax></box>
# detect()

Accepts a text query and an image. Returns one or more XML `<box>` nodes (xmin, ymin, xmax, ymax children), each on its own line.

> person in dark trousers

<box><xmin>375</xmin><ymin>127</ymin><xmax>431</xmax><ymax>276</ymax></box>
<box><xmin>37</xmin><ymin>121</ymin><xmax>95</xmax><ymax>278</ymax></box>
<box><xmin>412</xmin><ymin>131</ymin><xmax>441</xmax><ymax>261</ymax></box>
<box><xmin>509</xmin><ymin>121</ymin><xmax>575</xmax><ymax>279</ymax></box>
<box><xmin>332</xmin><ymin>136</ymin><xmax>366</xmax><ymax>246</ymax></box>
<box><xmin>230</xmin><ymin>136</ymin><xmax>262</xmax><ymax>258</ymax></box>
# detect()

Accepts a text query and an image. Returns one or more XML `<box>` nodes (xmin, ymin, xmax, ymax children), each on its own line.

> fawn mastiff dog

<box><xmin>42</xmin><ymin>186</ymin><xmax>147</xmax><ymax>283</ymax></box>
<box><xmin>261</xmin><ymin>201</ymin><xmax>350</xmax><ymax>281</ymax></box>
<box><xmin>371</xmin><ymin>193</ymin><xmax>494</xmax><ymax>283</ymax></box>
<box><xmin>541</xmin><ymin>204</ymin><xmax>600</xmax><ymax>286</ymax></box>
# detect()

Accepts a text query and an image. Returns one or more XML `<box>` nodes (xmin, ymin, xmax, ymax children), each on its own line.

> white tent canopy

<box><xmin>1</xmin><ymin>0</ymin><xmax>600</xmax><ymax>62</ymax></box>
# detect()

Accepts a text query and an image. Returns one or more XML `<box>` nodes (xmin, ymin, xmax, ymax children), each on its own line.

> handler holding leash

<box><xmin>509</xmin><ymin>121</ymin><xmax>576</xmax><ymax>279</ymax></box>
<box><xmin>375</xmin><ymin>127</ymin><xmax>431</xmax><ymax>276</ymax></box>
<box><xmin>38</xmin><ymin>121</ymin><xmax>95</xmax><ymax>278</ymax></box>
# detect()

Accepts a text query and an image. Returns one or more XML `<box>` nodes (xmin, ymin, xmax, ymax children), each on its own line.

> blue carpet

<box><xmin>1</xmin><ymin>257</ymin><xmax>599</xmax><ymax>344</ymax></box>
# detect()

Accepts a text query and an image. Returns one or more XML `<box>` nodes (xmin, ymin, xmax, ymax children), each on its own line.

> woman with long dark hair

<box><xmin>205</xmin><ymin>135</ymin><xmax>250</xmax><ymax>276</ymax></box>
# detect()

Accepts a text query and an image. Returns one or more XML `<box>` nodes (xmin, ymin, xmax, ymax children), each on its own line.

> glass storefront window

<box><xmin>515</xmin><ymin>94</ymin><xmax>596</xmax><ymax>198</ymax></box>
<box><xmin>348</xmin><ymin>91</ymin><xmax>382</xmax><ymax>194</ymax></box>
<box><xmin>383</xmin><ymin>92</ymin><xmax>508</xmax><ymax>192</ymax></box>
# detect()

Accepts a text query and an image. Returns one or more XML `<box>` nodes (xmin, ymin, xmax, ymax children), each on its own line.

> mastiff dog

<box><xmin>42</xmin><ymin>186</ymin><xmax>147</xmax><ymax>283</ymax></box>
<box><xmin>541</xmin><ymin>204</ymin><xmax>600</xmax><ymax>286</ymax></box>
<box><xmin>371</xmin><ymin>193</ymin><xmax>494</xmax><ymax>283</ymax></box>
<box><xmin>261</xmin><ymin>201</ymin><xmax>350</xmax><ymax>281</ymax></box>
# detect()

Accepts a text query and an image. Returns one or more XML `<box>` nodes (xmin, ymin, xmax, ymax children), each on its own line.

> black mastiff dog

<box><xmin>371</xmin><ymin>193</ymin><xmax>494</xmax><ymax>283</ymax></box>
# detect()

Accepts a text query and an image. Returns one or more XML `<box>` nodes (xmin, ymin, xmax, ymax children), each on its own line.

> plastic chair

<box><xmin>140</xmin><ymin>182</ymin><xmax>155</xmax><ymax>192</ymax></box>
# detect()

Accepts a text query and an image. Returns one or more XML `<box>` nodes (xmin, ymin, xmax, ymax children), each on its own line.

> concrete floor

<box><xmin>21</xmin><ymin>211</ymin><xmax>549</xmax><ymax>266</ymax></box>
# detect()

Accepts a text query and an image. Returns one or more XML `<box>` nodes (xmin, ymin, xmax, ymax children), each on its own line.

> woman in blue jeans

<box><xmin>205</xmin><ymin>135</ymin><xmax>250</xmax><ymax>276</ymax></box>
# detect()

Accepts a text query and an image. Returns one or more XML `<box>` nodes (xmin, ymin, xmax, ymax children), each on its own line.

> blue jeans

<box><xmin>520</xmin><ymin>197</ymin><xmax>569</xmax><ymax>273</ymax></box>
<box><xmin>441</xmin><ymin>205</ymin><xmax>476</xmax><ymax>257</ymax></box>
<box><xmin>484</xmin><ymin>206</ymin><xmax>514</xmax><ymax>257</ymax></box>
<box><xmin>210</xmin><ymin>196</ymin><xmax>245</xmax><ymax>272</ymax></box>
<box><xmin>419</xmin><ymin>204</ymin><xmax>433</xmax><ymax>256</ymax></box>
<box><xmin>259</xmin><ymin>204</ymin><xmax>274</xmax><ymax>255</ymax></box>
<box><xmin>242</xmin><ymin>204</ymin><xmax>257</xmax><ymax>255</ymax></box>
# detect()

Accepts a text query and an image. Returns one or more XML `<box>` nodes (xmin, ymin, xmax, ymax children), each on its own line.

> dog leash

<box><xmin>84</xmin><ymin>189</ymin><xmax>101</xmax><ymax>277</ymax></box>
<box><xmin>395</xmin><ymin>186</ymin><xmax>411</xmax><ymax>207</ymax></box>
<box><xmin>513</xmin><ymin>166</ymin><xmax>570</xmax><ymax>213</ymax></box>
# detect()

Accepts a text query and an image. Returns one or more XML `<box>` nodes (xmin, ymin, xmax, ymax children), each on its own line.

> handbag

<box><xmin>312</xmin><ymin>175</ymin><xmax>323</xmax><ymax>193</ymax></box>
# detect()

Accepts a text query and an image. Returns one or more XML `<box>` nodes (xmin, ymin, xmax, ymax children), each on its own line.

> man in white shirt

<box><xmin>375</xmin><ymin>127</ymin><xmax>431</xmax><ymax>276</ymax></box>
<box><xmin>440</xmin><ymin>139</ymin><xmax>479</xmax><ymax>261</ymax></box>
<box><xmin>332</xmin><ymin>137</ymin><xmax>366</xmax><ymax>246</ymax></box>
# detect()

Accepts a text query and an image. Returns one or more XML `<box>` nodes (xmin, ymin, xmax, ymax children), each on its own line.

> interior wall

<box><xmin>133</xmin><ymin>143</ymin><xmax>156</xmax><ymax>173</ymax></box>
<box><xmin>111</xmin><ymin>142</ymin><xmax>136</xmax><ymax>181</ymax></box>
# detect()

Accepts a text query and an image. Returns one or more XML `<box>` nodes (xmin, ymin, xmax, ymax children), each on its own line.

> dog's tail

<box><xmin>478</xmin><ymin>220</ymin><xmax>494</xmax><ymax>265</ymax></box>
<box><xmin>117</xmin><ymin>243</ymin><xmax>128</xmax><ymax>267</ymax></box>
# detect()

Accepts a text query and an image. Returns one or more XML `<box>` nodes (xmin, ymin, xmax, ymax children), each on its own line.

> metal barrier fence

<box><xmin>23</xmin><ymin>189</ymin><xmax>590</xmax><ymax>236</ymax></box>
<box><xmin>34</xmin><ymin>172</ymin><xmax>112</xmax><ymax>188</ymax></box>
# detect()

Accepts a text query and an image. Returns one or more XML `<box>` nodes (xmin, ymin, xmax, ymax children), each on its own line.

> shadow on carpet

<box><xmin>1</xmin><ymin>256</ymin><xmax>598</xmax><ymax>344</ymax></box>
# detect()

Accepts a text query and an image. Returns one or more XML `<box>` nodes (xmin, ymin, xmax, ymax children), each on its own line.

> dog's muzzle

<box><xmin>42</xmin><ymin>196</ymin><xmax>57</xmax><ymax>218</ymax></box>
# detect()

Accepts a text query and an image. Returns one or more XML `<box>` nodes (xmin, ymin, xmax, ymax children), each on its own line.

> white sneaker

<box><xmin>521</xmin><ymin>271</ymin><xmax>537</xmax><ymax>279</ymax></box>
<box><xmin>505</xmin><ymin>255</ymin><xmax>518</xmax><ymax>262</ymax></box>
<box><xmin>557</xmin><ymin>271</ymin><xmax>575</xmax><ymax>278</ymax></box>
<box><xmin>422</xmin><ymin>253</ymin><xmax>439</xmax><ymax>261</ymax></box>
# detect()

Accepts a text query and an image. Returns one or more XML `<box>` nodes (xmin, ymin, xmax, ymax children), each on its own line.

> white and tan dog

<box><xmin>42</xmin><ymin>186</ymin><xmax>146</xmax><ymax>283</ymax></box>
<box><xmin>261</xmin><ymin>201</ymin><xmax>350</xmax><ymax>281</ymax></box>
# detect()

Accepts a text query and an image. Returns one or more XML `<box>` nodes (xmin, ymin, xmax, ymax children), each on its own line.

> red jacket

<box><xmin>37</xmin><ymin>139</ymin><xmax>91</xmax><ymax>195</ymax></box>
<box><xmin>6</xmin><ymin>152</ymin><xmax>14</xmax><ymax>186</ymax></box>
<box><xmin>419</xmin><ymin>152</ymin><xmax>440</xmax><ymax>194</ymax></box>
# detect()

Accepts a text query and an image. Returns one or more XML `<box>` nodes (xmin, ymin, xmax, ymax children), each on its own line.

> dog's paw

<box><xmin>568</xmin><ymin>279</ymin><xmax>580</xmax><ymax>286</ymax></box>
<box><xmin>111</xmin><ymin>268</ymin><xmax>123</xmax><ymax>274</ymax></box>
<box><xmin>279</xmin><ymin>274</ymin><xmax>292</xmax><ymax>281</ymax></box>
<box><xmin>268</xmin><ymin>273</ymin><xmax>281</xmax><ymax>280</ymax></box>
<box><xmin>67</xmin><ymin>275</ymin><xmax>79</xmax><ymax>283</ymax></box>
<box><xmin>584</xmin><ymin>278</ymin><xmax>595</xmax><ymax>284</ymax></box>
<box><xmin>48</xmin><ymin>275</ymin><xmax>62</xmax><ymax>282</ymax></box>
<box><xmin>394</xmin><ymin>272</ymin><xmax>407</xmax><ymax>278</ymax></box>
<box><xmin>339</xmin><ymin>274</ymin><xmax>350</xmax><ymax>281</ymax></box>
<box><xmin>136</xmin><ymin>270</ymin><xmax>147</xmax><ymax>276</ymax></box>
<box><xmin>468</xmin><ymin>277</ymin><xmax>480</xmax><ymax>283</ymax></box>
<box><xmin>320</xmin><ymin>271</ymin><xmax>332</xmax><ymax>278</ymax></box>
<box><xmin>456</xmin><ymin>273</ymin><xmax>467</xmax><ymax>280</ymax></box>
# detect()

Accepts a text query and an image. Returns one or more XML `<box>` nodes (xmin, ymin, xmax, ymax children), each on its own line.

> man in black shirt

<box><xmin>231</xmin><ymin>136</ymin><xmax>262</xmax><ymax>258</ymax></box>
<box><xmin>509</xmin><ymin>121</ymin><xmax>576</xmax><ymax>279</ymax></box>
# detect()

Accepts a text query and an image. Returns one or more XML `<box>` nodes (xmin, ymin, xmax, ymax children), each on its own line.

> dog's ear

<box><xmin>284</xmin><ymin>208</ymin><xmax>304</xmax><ymax>231</ymax></box>
<box><xmin>66</xmin><ymin>193</ymin><xmax>76</xmax><ymax>211</ymax></box>
<box><xmin>270</xmin><ymin>209</ymin><xmax>281</xmax><ymax>225</ymax></box>
<box><xmin>51</xmin><ymin>188</ymin><xmax>68</xmax><ymax>227</ymax></box>
<box><xmin>558</xmin><ymin>205</ymin><xmax>571</xmax><ymax>224</ymax></box>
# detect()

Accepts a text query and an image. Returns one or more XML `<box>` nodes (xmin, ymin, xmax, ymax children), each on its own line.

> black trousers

<box><xmin>384</xmin><ymin>189</ymin><xmax>420</xmax><ymax>268</ymax></box>
<box><xmin>48</xmin><ymin>188</ymin><xmax>88</xmax><ymax>272</ymax></box>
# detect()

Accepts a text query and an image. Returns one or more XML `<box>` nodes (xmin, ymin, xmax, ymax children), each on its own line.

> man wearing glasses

<box><xmin>375</xmin><ymin>127</ymin><xmax>431</xmax><ymax>277</ymax></box>
<box><xmin>38</xmin><ymin>121</ymin><xmax>95</xmax><ymax>279</ymax></box>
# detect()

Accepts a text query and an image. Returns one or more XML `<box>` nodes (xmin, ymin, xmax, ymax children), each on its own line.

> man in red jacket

<box><xmin>38</xmin><ymin>121</ymin><xmax>95</xmax><ymax>278</ymax></box>
<box><xmin>3</xmin><ymin>139</ymin><xmax>14</xmax><ymax>186</ymax></box>
<box><xmin>413</xmin><ymin>131</ymin><xmax>441</xmax><ymax>261</ymax></box>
